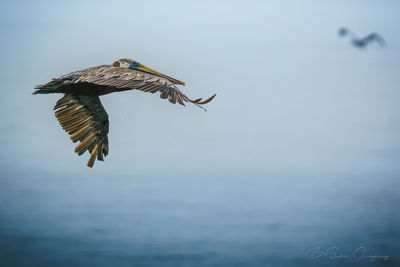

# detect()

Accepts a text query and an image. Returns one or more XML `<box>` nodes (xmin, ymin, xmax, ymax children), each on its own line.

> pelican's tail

<box><xmin>33</xmin><ymin>79</ymin><xmax>66</xmax><ymax>95</ymax></box>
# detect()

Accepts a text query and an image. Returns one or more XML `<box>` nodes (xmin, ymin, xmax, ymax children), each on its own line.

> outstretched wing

<box><xmin>74</xmin><ymin>66</ymin><xmax>216</xmax><ymax>111</ymax></box>
<box><xmin>363</xmin><ymin>33</ymin><xmax>385</xmax><ymax>46</ymax></box>
<box><xmin>54</xmin><ymin>94</ymin><xmax>109</xmax><ymax>167</ymax></box>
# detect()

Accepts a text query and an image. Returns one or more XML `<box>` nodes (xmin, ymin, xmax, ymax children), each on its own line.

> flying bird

<box><xmin>34</xmin><ymin>58</ymin><xmax>216</xmax><ymax>167</ymax></box>
<box><xmin>338</xmin><ymin>27</ymin><xmax>385</xmax><ymax>49</ymax></box>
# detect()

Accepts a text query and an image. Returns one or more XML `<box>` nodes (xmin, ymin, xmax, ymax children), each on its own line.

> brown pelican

<box><xmin>34</xmin><ymin>58</ymin><xmax>216</xmax><ymax>167</ymax></box>
<box><xmin>338</xmin><ymin>27</ymin><xmax>385</xmax><ymax>48</ymax></box>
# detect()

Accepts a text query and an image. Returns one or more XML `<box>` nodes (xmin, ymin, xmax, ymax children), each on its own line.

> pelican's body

<box><xmin>338</xmin><ymin>27</ymin><xmax>385</xmax><ymax>49</ymax></box>
<box><xmin>34</xmin><ymin>58</ymin><xmax>216</xmax><ymax>167</ymax></box>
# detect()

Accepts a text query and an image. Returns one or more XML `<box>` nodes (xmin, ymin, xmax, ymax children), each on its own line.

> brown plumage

<box><xmin>34</xmin><ymin>58</ymin><xmax>216</xmax><ymax>167</ymax></box>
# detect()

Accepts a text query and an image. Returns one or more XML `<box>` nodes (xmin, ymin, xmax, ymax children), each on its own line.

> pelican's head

<box><xmin>338</xmin><ymin>28</ymin><xmax>348</xmax><ymax>36</ymax></box>
<box><xmin>111</xmin><ymin>58</ymin><xmax>185</xmax><ymax>85</ymax></box>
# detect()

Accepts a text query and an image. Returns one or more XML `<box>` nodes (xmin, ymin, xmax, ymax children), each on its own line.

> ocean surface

<box><xmin>0</xmin><ymin>165</ymin><xmax>398</xmax><ymax>267</ymax></box>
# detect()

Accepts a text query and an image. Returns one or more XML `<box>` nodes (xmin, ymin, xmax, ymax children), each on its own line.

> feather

<box><xmin>53</xmin><ymin>94</ymin><xmax>109</xmax><ymax>166</ymax></box>
<box><xmin>87</xmin><ymin>144</ymin><xmax>98</xmax><ymax>167</ymax></box>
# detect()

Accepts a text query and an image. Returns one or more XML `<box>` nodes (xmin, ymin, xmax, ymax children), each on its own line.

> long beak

<box><xmin>136</xmin><ymin>63</ymin><xmax>185</xmax><ymax>85</ymax></box>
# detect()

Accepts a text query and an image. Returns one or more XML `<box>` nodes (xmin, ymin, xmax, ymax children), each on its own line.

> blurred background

<box><xmin>0</xmin><ymin>0</ymin><xmax>399</xmax><ymax>266</ymax></box>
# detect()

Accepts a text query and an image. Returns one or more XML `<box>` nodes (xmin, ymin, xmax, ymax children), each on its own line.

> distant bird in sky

<box><xmin>34</xmin><ymin>58</ymin><xmax>216</xmax><ymax>167</ymax></box>
<box><xmin>338</xmin><ymin>27</ymin><xmax>385</xmax><ymax>49</ymax></box>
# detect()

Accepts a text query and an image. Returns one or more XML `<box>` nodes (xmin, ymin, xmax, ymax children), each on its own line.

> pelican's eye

<box><xmin>129</xmin><ymin>61</ymin><xmax>140</xmax><ymax>69</ymax></box>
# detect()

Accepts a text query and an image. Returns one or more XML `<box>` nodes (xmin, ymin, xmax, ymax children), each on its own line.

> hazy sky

<box><xmin>0</xmin><ymin>0</ymin><xmax>399</xmax><ymax>176</ymax></box>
